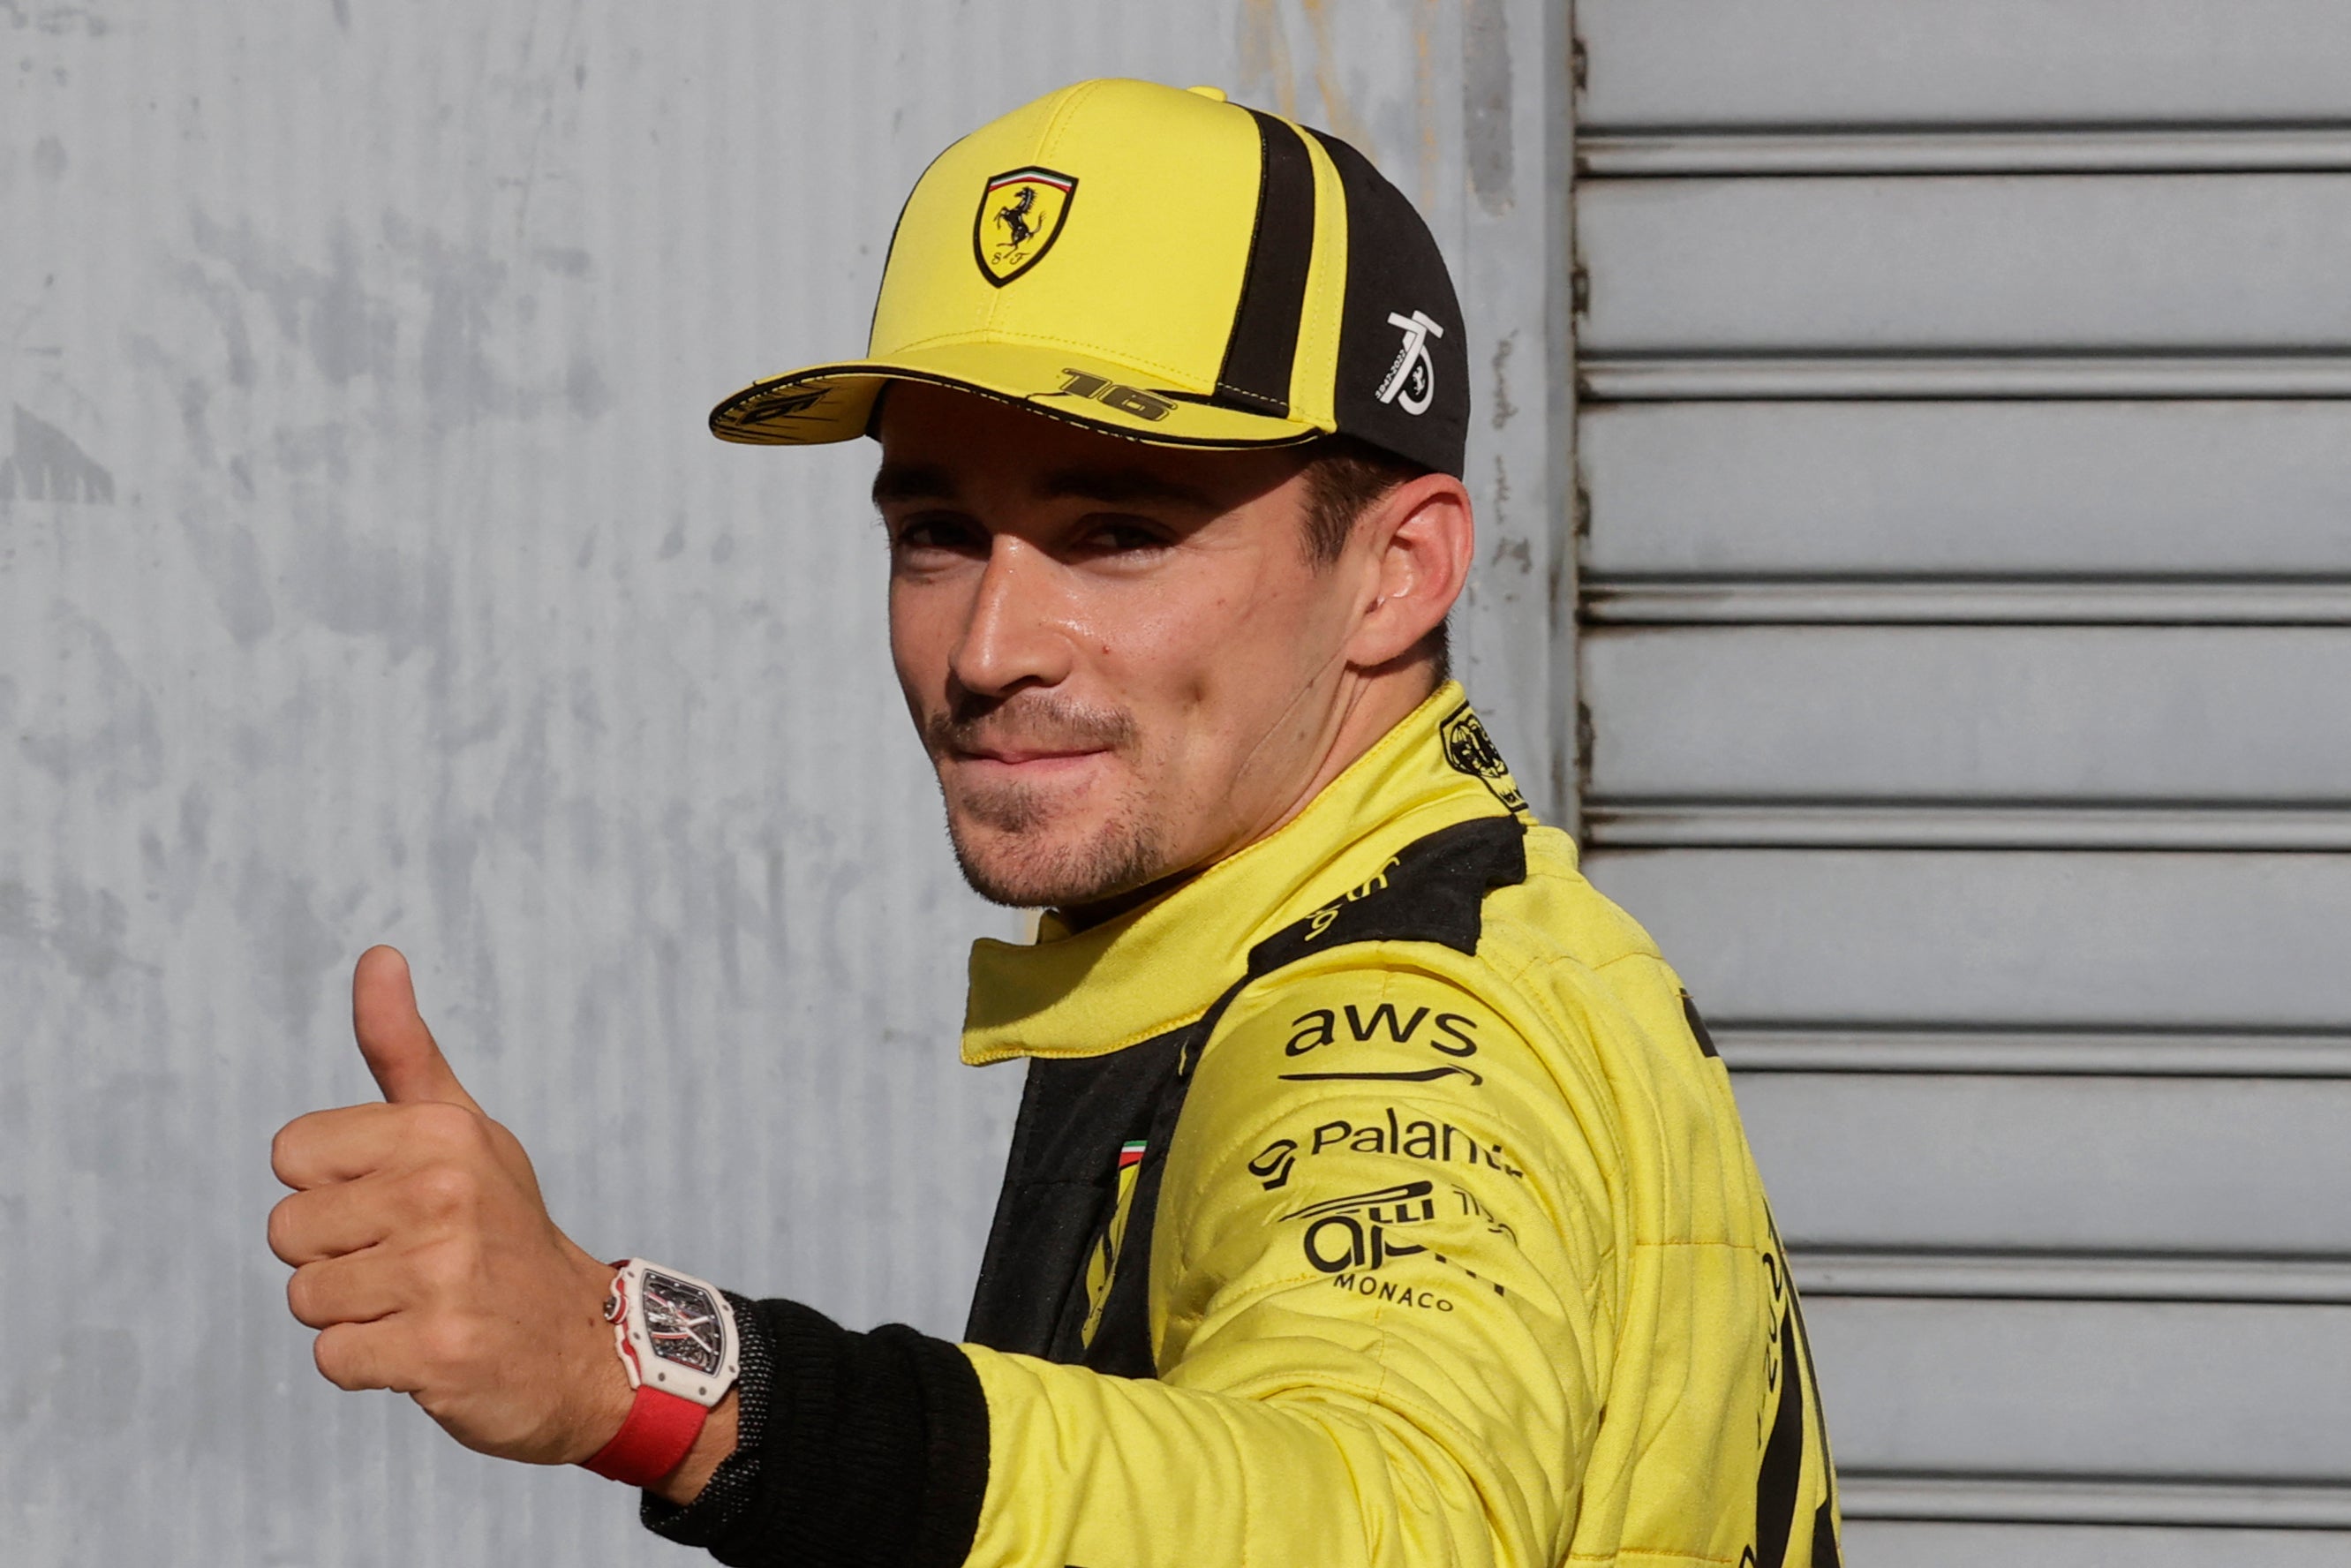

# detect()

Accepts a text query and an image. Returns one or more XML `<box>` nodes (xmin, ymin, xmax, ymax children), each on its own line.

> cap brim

<box><xmin>709</xmin><ymin>339</ymin><xmax>1326</xmax><ymax>451</ymax></box>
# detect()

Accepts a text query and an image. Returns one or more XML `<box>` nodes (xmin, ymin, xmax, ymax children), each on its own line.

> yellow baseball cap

<box><xmin>709</xmin><ymin>78</ymin><xmax>1470</xmax><ymax>477</ymax></box>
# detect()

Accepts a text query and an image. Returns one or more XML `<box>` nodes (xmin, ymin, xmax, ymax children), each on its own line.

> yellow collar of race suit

<box><xmin>959</xmin><ymin>682</ymin><xmax>1546</xmax><ymax>1066</ymax></box>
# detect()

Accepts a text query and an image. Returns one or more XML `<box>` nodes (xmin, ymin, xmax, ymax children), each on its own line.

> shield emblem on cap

<box><xmin>974</xmin><ymin>167</ymin><xmax>1078</xmax><ymax>287</ymax></box>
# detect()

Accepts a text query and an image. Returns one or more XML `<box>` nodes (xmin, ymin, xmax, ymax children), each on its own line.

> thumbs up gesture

<box><xmin>268</xmin><ymin>947</ymin><xmax>632</xmax><ymax>1464</ymax></box>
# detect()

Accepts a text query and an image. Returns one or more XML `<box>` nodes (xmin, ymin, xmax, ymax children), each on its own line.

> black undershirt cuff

<box><xmin>640</xmin><ymin>1291</ymin><xmax>772</xmax><ymax>1546</ymax></box>
<box><xmin>639</xmin><ymin>1295</ymin><xmax>991</xmax><ymax>1568</ymax></box>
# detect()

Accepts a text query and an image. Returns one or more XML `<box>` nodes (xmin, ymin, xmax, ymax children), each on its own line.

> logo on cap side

<box><xmin>1376</xmin><ymin>310</ymin><xmax>1446</xmax><ymax>416</ymax></box>
<box><xmin>975</xmin><ymin>167</ymin><xmax>1079</xmax><ymax>287</ymax></box>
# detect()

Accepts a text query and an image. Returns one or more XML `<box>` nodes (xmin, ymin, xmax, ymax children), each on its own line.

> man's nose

<box><xmin>949</xmin><ymin>535</ymin><xmax>1074</xmax><ymax>697</ymax></box>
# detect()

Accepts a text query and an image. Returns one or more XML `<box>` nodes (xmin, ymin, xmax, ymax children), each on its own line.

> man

<box><xmin>269</xmin><ymin>79</ymin><xmax>1840</xmax><ymax>1567</ymax></box>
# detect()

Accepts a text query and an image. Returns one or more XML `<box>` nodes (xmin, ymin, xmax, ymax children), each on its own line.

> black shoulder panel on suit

<box><xmin>1244</xmin><ymin>814</ymin><xmax>1527</xmax><ymax>976</ymax></box>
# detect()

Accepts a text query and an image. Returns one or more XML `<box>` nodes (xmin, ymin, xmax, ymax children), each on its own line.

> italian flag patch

<box><xmin>1118</xmin><ymin>1139</ymin><xmax>1148</xmax><ymax>1171</ymax></box>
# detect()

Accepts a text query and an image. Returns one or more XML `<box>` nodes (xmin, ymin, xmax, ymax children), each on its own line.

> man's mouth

<box><xmin>955</xmin><ymin>743</ymin><xmax>1110</xmax><ymax>766</ymax></box>
<box><xmin>948</xmin><ymin>746</ymin><xmax>1115</xmax><ymax>791</ymax></box>
<box><xmin>925</xmin><ymin>694</ymin><xmax>1138</xmax><ymax>778</ymax></box>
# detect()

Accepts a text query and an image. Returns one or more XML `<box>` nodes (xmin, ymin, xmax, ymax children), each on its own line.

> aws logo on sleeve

<box><xmin>1275</xmin><ymin>1000</ymin><xmax>1485</xmax><ymax>1086</ymax></box>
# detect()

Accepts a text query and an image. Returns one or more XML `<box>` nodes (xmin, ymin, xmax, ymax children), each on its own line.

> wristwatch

<box><xmin>580</xmin><ymin>1258</ymin><xmax>741</xmax><ymax>1487</ymax></box>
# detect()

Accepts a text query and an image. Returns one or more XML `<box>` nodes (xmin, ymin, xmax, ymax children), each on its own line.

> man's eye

<box><xmin>1080</xmin><ymin>517</ymin><xmax>1170</xmax><ymax>554</ymax></box>
<box><xmin>893</xmin><ymin>516</ymin><xmax>987</xmax><ymax>555</ymax></box>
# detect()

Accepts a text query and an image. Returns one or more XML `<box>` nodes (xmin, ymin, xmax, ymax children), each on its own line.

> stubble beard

<box><xmin>925</xmin><ymin>694</ymin><xmax>1172</xmax><ymax>909</ymax></box>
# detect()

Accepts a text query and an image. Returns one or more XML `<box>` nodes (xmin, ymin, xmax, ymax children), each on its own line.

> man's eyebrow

<box><xmin>870</xmin><ymin>460</ymin><xmax>1225</xmax><ymax>514</ymax></box>
<box><xmin>870</xmin><ymin>462</ymin><xmax>956</xmax><ymax>507</ymax></box>
<box><xmin>1036</xmin><ymin>465</ymin><xmax>1222</xmax><ymax>513</ymax></box>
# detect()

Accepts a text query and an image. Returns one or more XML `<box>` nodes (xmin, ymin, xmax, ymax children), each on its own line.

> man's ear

<box><xmin>1342</xmin><ymin>473</ymin><xmax>1475</xmax><ymax>672</ymax></box>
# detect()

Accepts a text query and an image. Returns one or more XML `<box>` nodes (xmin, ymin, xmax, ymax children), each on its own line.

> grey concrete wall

<box><xmin>0</xmin><ymin>4</ymin><xmax>1567</xmax><ymax>1562</ymax></box>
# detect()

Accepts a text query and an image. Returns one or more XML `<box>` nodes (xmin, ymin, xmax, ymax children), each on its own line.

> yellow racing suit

<box><xmin>648</xmin><ymin>683</ymin><xmax>1840</xmax><ymax>1568</ymax></box>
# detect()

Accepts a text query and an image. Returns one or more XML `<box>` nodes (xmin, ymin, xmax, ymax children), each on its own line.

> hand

<box><xmin>268</xmin><ymin>946</ymin><xmax>632</xmax><ymax>1465</ymax></box>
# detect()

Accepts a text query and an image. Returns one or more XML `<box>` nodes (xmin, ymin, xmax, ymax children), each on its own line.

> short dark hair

<box><xmin>1300</xmin><ymin>434</ymin><xmax>1427</xmax><ymax>565</ymax></box>
<box><xmin>1298</xmin><ymin>435</ymin><xmax>1451</xmax><ymax>682</ymax></box>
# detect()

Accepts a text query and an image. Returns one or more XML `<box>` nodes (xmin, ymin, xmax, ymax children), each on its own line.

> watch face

<box><xmin>638</xmin><ymin>1270</ymin><xmax>725</xmax><ymax>1376</ymax></box>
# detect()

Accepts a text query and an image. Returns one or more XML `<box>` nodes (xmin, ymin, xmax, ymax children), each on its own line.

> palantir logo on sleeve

<box><xmin>1247</xmin><ymin>1109</ymin><xmax>1525</xmax><ymax>1191</ymax></box>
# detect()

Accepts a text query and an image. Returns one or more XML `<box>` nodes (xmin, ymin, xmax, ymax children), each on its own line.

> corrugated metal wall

<box><xmin>0</xmin><ymin>4</ymin><xmax>1567</xmax><ymax>1563</ymax></box>
<box><xmin>1574</xmin><ymin>4</ymin><xmax>2351</xmax><ymax>1565</ymax></box>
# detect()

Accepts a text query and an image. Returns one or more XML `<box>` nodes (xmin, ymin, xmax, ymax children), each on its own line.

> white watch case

<box><xmin>604</xmin><ymin>1258</ymin><xmax>741</xmax><ymax>1408</ymax></box>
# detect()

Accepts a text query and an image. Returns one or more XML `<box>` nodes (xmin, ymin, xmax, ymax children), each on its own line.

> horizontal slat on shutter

<box><xmin>1581</xmin><ymin>403</ymin><xmax>2351</xmax><ymax>577</ymax></box>
<box><xmin>1585</xmin><ymin>356</ymin><xmax>2351</xmax><ymax>400</ymax></box>
<box><xmin>1846</xmin><ymin>1519</ymin><xmax>2351</xmax><ymax>1564</ymax></box>
<box><xmin>1579</xmin><ymin>176</ymin><xmax>2351</xmax><ymax>354</ymax></box>
<box><xmin>1585</xmin><ymin>849</ymin><xmax>2351</xmax><ymax>1027</ymax></box>
<box><xmin>1721</xmin><ymin>1027</ymin><xmax>2351</xmax><ymax>1077</ymax></box>
<box><xmin>1794</xmin><ymin>1252</ymin><xmax>2351</xmax><ymax>1306</ymax></box>
<box><xmin>1846</xmin><ymin>1476</ymin><xmax>2351</xmax><ymax>1528</ymax></box>
<box><xmin>1579</xmin><ymin>1</ymin><xmax>2351</xmax><ymax>130</ymax></box>
<box><xmin>1585</xmin><ymin>583</ymin><xmax>2351</xmax><ymax>627</ymax></box>
<box><xmin>1584</xmin><ymin>627</ymin><xmax>2351</xmax><ymax>802</ymax></box>
<box><xmin>1804</xmin><ymin>1297</ymin><xmax>2351</xmax><ymax>1480</ymax></box>
<box><xmin>1581</xmin><ymin>128</ymin><xmax>2351</xmax><ymax>179</ymax></box>
<box><xmin>1735</xmin><ymin>1074</ymin><xmax>2351</xmax><ymax>1254</ymax></box>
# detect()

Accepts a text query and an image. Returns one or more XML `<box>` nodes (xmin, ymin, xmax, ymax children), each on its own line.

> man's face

<box><xmin>875</xmin><ymin>382</ymin><xmax>1368</xmax><ymax>910</ymax></box>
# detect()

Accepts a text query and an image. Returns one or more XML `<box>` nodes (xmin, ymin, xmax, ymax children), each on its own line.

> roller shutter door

<box><xmin>1571</xmin><ymin>5</ymin><xmax>2351</xmax><ymax>1563</ymax></box>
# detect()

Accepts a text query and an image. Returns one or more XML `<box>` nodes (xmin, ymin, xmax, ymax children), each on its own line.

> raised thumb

<box><xmin>351</xmin><ymin>946</ymin><xmax>481</xmax><ymax>1111</ymax></box>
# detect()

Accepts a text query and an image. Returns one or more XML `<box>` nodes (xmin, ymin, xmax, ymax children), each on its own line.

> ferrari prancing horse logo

<box><xmin>975</xmin><ymin>167</ymin><xmax>1078</xmax><ymax>286</ymax></box>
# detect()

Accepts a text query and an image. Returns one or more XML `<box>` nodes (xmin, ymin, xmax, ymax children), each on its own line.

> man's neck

<box><xmin>1269</xmin><ymin>658</ymin><xmax>1443</xmax><ymax>840</ymax></box>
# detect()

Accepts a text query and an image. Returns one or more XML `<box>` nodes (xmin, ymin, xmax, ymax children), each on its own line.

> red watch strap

<box><xmin>582</xmin><ymin>1383</ymin><xmax>708</xmax><ymax>1487</ymax></box>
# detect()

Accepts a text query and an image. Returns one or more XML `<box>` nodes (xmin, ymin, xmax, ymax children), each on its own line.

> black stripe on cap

<box><xmin>1213</xmin><ymin>109</ymin><xmax>1317</xmax><ymax>417</ymax></box>
<box><xmin>1299</xmin><ymin>125</ymin><xmax>1470</xmax><ymax>478</ymax></box>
